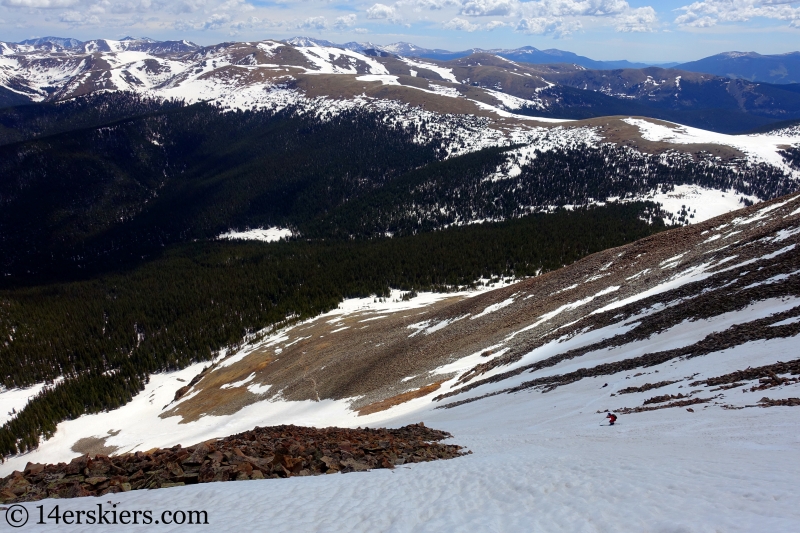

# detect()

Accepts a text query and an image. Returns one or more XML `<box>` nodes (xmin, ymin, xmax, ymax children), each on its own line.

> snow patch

<box><xmin>218</xmin><ymin>227</ymin><xmax>293</xmax><ymax>242</ymax></box>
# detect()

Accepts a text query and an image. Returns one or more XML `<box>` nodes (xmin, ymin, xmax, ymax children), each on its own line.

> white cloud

<box><xmin>219</xmin><ymin>0</ymin><xmax>254</xmax><ymax>11</ymax></box>
<box><xmin>518</xmin><ymin>0</ymin><xmax>629</xmax><ymax>18</ymax></box>
<box><xmin>411</xmin><ymin>0</ymin><xmax>459</xmax><ymax>9</ymax></box>
<box><xmin>175</xmin><ymin>12</ymin><xmax>231</xmax><ymax>31</ymax></box>
<box><xmin>2</xmin><ymin>0</ymin><xmax>77</xmax><ymax>7</ymax></box>
<box><xmin>516</xmin><ymin>16</ymin><xmax>581</xmax><ymax>36</ymax></box>
<box><xmin>615</xmin><ymin>5</ymin><xmax>657</xmax><ymax>32</ymax></box>
<box><xmin>455</xmin><ymin>0</ymin><xmax>654</xmax><ymax>34</ymax></box>
<box><xmin>105</xmin><ymin>1</ymin><xmax>162</xmax><ymax>15</ymax></box>
<box><xmin>229</xmin><ymin>15</ymin><xmax>280</xmax><ymax>33</ymax></box>
<box><xmin>367</xmin><ymin>3</ymin><xmax>398</xmax><ymax>20</ymax></box>
<box><xmin>334</xmin><ymin>13</ymin><xmax>357</xmax><ymax>29</ymax></box>
<box><xmin>59</xmin><ymin>9</ymin><xmax>100</xmax><ymax>25</ymax></box>
<box><xmin>298</xmin><ymin>15</ymin><xmax>328</xmax><ymax>29</ymax></box>
<box><xmin>456</xmin><ymin>0</ymin><xmax>647</xmax><ymax>26</ymax></box>
<box><xmin>460</xmin><ymin>0</ymin><xmax>516</xmax><ymax>17</ymax></box>
<box><xmin>0</xmin><ymin>0</ymin><xmax>666</xmax><ymax>41</ymax></box>
<box><xmin>172</xmin><ymin>0</ymin><xmax>207</xmax><ymax>14</ymax></box>
<box><xmin>676</xmin><ymin>0</ymin><xmax>800</xmax><ymax>28</ymax></box>
<box><xmin>203</xmin><ymin>13</ymin><xmax>231</xmax><ymax>30</ymax></box>
<box><xmin>444</xmin><ymin>16</ymin><xmax>479</xmax><ymax>29</ymax></box>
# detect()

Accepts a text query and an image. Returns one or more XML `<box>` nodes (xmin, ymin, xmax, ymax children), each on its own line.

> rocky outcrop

<box><xmin>0</xmin><ymin>423</ymin><xmax>465</xmax><ymax>503</ymax></box>
<box><xmin>617</xmin><ymin>381</ymin><xmax>679</xmax><ymax>395</ymax></box>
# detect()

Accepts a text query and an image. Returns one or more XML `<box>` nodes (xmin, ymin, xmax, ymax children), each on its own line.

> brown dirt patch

<box><xmin>71</xmin><ymin>433</ymin><xmax>119</xmax><ymax>457</ymax></box>
<box><xmin>161</xmin><ymin>356</ymin><xmax>274</xmax><ymax>423</ymax></box>
<box><xmin>357</xmin><ymin>381</ymin><xmax>446</xmax><ymax>416</ymax></box>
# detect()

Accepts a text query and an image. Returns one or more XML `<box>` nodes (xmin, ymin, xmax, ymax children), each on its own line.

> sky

<box><xmin>0</xmin><ymin>0</ymin><xmax>799</xmax><ymax>62</ymax></box>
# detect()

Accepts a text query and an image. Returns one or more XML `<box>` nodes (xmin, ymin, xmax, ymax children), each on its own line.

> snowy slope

<box><xmin>623</xmin><ymin>117</ymin><xmax>799</xmax><ymax>177</ymax></box>
<box><xmin>6</xmin><ymin>379</ymin><xmax>798</xmax><ymax>532</ymax></box>
<box><xmin>2</xmin><ymin>195</ymin><xmax>800</xmax><ymax>531</ymax></box>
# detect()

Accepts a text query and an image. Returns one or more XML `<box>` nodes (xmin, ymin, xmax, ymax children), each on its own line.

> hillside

<box><xmin>1</xmin><ymin>193</ymin><xmax>798</xmax><ymax>531</ymax></box>
<box><xmin>677</xmin><ymin>51</ymin><xmax>800</xmax><ymax>85</ymax></box>
<box><xmin>0</xmin><ymin>89</ymin><xmax>798</xmax><ymax>282</ymax></box>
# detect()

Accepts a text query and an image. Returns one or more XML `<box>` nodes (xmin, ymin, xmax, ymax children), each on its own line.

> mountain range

<box><xmin>288</xmin><ymin>36</ymin><xmax>800</xmax><ymax>84</ymax></box>
<box><xmin>678</xmin><ymin>51</ymin><xmax>800</xmax><ymax>85</ymax></box>
<box><xmin>12</xmin><ymin>35</ymin><xmax>800</xmax><ymax>84</ymax></box>
<box><xmin>286</xmin><ymin>36</ymin><xmax>674</xmax><ymax>70</ymax></box>
<box><xmin>2</xmin><ymin>36</ymin><xmax>800</xmax><ymax>133</ymax></box>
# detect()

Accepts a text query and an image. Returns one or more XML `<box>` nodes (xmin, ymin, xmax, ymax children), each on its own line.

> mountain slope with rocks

<box><xmin>1</xmin><ymin>191</ymin><xmax>798</xmax><ymax>461</ymax></box>
<box><xmin>1</xmin><ymin>192</ymin><xmax>798</xmax><ymax>532</ymax></box>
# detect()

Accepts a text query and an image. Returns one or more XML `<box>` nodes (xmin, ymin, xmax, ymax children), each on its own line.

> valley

<box><xmin>0</xmin><ymin>32</ymin><xmax>798</xmax><ymax>532</ymax></box>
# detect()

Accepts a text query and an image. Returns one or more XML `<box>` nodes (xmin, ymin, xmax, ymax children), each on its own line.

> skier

<box><xmin>606</xmin><ymin>413</ymin><xmax>618</xmax><ymax>425</ymax></box>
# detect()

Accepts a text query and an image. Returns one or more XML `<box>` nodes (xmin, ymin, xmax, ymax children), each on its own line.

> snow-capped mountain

<box><xmin>289</xmin><ymin>36</ymin><xmax>662</xmax><ymax>69</ymax></box>
<box><xmin>1</xmin><ymin>36</ymin><xmax>799</xmax><ymax>239</ymax></box>
<box><xmin>2</xmin><ymin>193</ymin><xmax>799</xmax><ymax>531</ymax></box>
<box><xmin>2</xmin><ymin>36</ymin><xmax>799</xmax><ymax>134</ymax></box>
<box><xmin>16</xmin><ymin>36</ymin><xmax>83</xmax><ymax>49</ymax></box>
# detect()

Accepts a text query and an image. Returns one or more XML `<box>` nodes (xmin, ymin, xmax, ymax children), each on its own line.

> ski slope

<box><xmin>5</xmin><ymin>335</ymin><xmax>798</xmax><ymax>532</ymax></box>
<box><xmin>3</xmin><ymin>196</ymin><xmax>800</xmax><ymax>531</ymax></box>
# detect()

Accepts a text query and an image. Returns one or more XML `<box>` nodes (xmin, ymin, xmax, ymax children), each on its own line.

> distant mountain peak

<box><xmin>287</xmin><ymin>36</ymin><xmax>337</xmax><ymax>48</ymax></box>
<box><xmin>677</xmin><ymin>50</ymin><xmax>800</xmax><ymax>84</ymax></box>
<box><xmin>17</xmin><ymin>36</ymin><xmax>82</xmax><ymax>49</ymax></box>
<box><xmin>720</xmin><ymin>51</ymin><xmax>758</xmax><ymax>58</ymax></box>
<box><xmin>120</xmin><ymin>36</ymin><xmax>157</xmax><ymax>42</ymax></box>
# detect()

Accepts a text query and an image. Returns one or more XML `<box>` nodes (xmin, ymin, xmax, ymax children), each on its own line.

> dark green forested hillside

<box><xmin>0</xmin><ymin>93</ymin><xmax>185</xmax><ymax>147</ymax></box>
<box><xmin>781</xmin><ymin>146</ymin><xmax>800</xmax><ymax>170</ymax></box>
<box><xmin>0</xmin><ymin>203</ymin><xmax>665</xmax><ymax>457</ymax></box>
<box><xmin>0</xmin><ymin>97</ymin><xmax>443</xmax><ymax>282</ymax></box>
<box><xmin>1</xmin><ymin>94</ymin><xmax>795</xmax><ymax>284</ymax></box>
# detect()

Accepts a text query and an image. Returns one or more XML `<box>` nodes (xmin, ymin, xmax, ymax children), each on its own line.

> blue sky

<box><xmin>1</xmin><ymin>0</ymin><xmax>799</xmax><ymax>61</ymax></box>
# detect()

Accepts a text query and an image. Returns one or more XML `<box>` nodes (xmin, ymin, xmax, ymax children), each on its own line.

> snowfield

<box><xmin>622</xmin><ymin>117</ymin><xmax>800</xmax><ymax>178</ymax></box>
<box><xmin>642</xmin><ymin>184</ymin><xmax>759</xmax><ymax>224</ymax></box>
